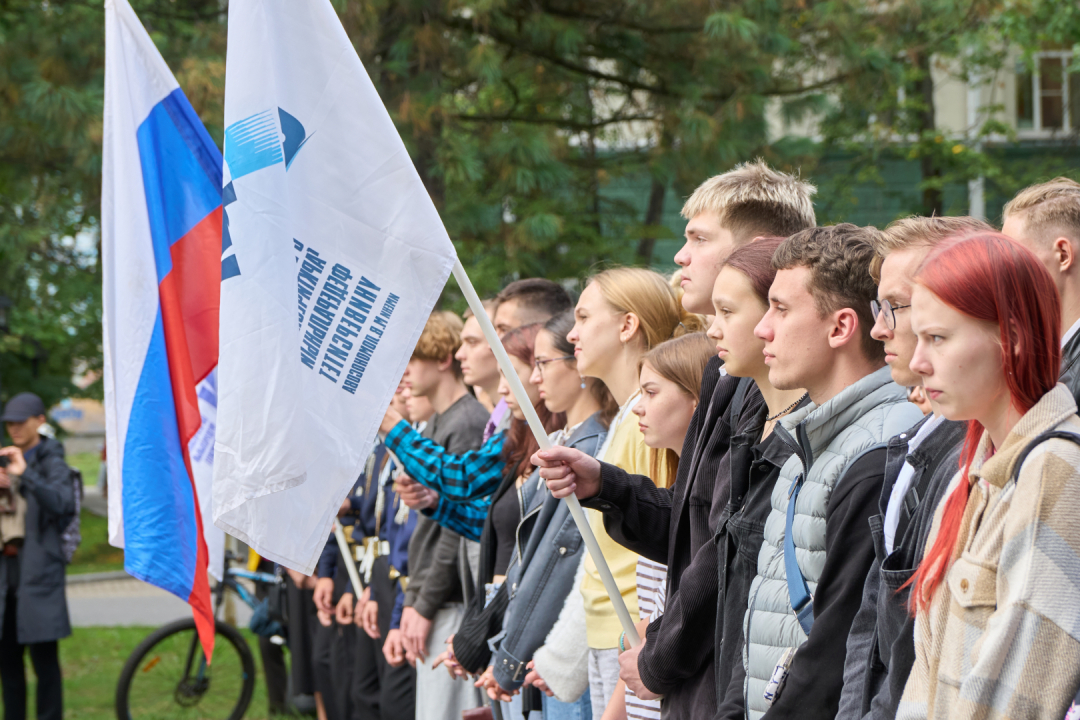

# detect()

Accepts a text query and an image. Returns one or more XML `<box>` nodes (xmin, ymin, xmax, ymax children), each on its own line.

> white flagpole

<box><xmin>333</xmin><ymin>519</ymin><xmax>365</xmax><ymax>599</ymax></box>
<box><xmin>451</xmin><ymin>259</ymin><xmax>641</xmax><ymax>647</ymax></box>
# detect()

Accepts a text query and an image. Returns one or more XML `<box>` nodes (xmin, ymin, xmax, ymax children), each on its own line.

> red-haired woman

<box><xmin>897</xmin><ymin>232</ymin><xmax>1080</xmax><ymax>719</ymax></box>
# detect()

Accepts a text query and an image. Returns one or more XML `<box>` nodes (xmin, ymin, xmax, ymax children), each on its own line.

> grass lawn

<box><xmin>66</xmin><ymin>450</ymin><xmax>126</xmax><ymax>576</ymax></box>
<box><xmin>69</xmin><ymin>509</ymin><xmax>125</xmax><ymax>575</ymax></box>
<box><xmin>44</xmin><ymin>626</ymin><xmax>275</xmax><ymax>720</ymax></box>
<box><xmin>68</xmin><ymin>451</ymin><xmax>102</xmax><ymax>487</ymax></box>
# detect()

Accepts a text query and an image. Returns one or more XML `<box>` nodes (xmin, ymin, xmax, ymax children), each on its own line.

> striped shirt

<box><xmin>627</xmin><ymin>557</ymin><xmax>667</xmax><ymax>720</ymax></box>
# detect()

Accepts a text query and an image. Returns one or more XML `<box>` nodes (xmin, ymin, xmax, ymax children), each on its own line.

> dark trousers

<box><xmin>287</xmin><ymin>577</ymin><xmax>318</xmax><ymax>697</ymax></box>
<box><xmin>255</xmin><ymin>567</ymin><xmax>288</xmax><ymax>715</ymax></box>
<box><xmin>0</xmin><ymin>592</ymin><xmax>62</xmax><ymax>720</ymax></box>
<box><xmin>371</xmin><ymin>557</ymin><xmax>415</xmax><ymax>720</ymax></box>
<box><xmin>313</xmin><ymin>618</ymin><xmax>337</xmax><ymax>718</ymax></box>
<box><xmin>329</xmin><ymin>547</ymin><xmax>381</xmax><ymax>720</ymax></box>
<box><xmin>353</xmin><ymin>622</ymin><xmax>382</xmax><ymax>720</ymax></box>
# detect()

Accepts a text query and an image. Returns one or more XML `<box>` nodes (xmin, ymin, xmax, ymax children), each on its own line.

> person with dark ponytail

<box><xmin>897</xmin><ymin>232</ymin><xmax>1080</xmax><ymax>719</ymax></box>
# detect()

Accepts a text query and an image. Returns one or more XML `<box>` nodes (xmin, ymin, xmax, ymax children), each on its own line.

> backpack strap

<box><xmin>784</xmin><ymin>473</ymin><xmax>815</xmax><ymax>635</ymax></box>
<box><xmin>1009</xmin><ymin>430</ymin><xmax>1080</xmax><ymax>485</ymax></box>
<box><xmin>784</xmin><ymin>439</ymin><xmax>889</xmax><ymax>636</ymax></box>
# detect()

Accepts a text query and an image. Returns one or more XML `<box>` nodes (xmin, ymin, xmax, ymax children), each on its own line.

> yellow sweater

<box><xmin>581</xmin><ymin>398</ymin><xmax>671</xmax><ymax>649</ymax></box>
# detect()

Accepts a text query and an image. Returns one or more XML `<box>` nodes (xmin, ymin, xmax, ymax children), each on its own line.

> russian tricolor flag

<box><xmin>102</xmin><ymin>0</ymin><xmax>222</xmax><ymax>658</ymax></box>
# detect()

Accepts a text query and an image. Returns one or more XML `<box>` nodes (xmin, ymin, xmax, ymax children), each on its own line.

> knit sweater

<box><xmin>898</xmin><ymin>384</ymin><xmax>1080</xmax><ymax>720</ymax></box>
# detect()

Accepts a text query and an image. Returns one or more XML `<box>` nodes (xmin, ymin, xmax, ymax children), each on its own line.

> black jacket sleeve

<box><xmin>761</xmin><ymin>448</ymin><xmax>886</xmax><ymax>720</ymax></box>
<box><xmin>637</xmin><ymin>525</ymin><xmax>719</xmax><ymax>693</ymax></box>
<box><xmin>316</xmin><ymin>533</ymin><xmax>338</xmax><ymax>579</ymax></box>
<box><xmin>637</xmin><ymin>482</ymin><xmax>725</xmax><ymax>695</ymax></box>
<box><xmin>583</xmin><ymin>463</ymin><xmax>674</xmax><ymax>565</ymax></box>
<box><xmin>20</xmin><ymin>443</ymin><xmax>76</xmax><ymax>521</ymax></box>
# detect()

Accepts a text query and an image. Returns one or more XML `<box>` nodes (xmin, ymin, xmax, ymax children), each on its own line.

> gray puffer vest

<box><xmin>743</xmin><ymin>366</ymin><xmax>922</xmax><ymax>719</ymax></box>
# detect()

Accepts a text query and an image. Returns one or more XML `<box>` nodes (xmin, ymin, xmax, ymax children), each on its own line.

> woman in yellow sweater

<box><xmin>564</xmin><ymin>266</ymin><xmax>703</xmax><ymax>719</ymax></box>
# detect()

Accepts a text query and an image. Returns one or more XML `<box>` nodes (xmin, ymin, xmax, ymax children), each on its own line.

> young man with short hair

<box><xmin>720</xmin><ymin>225</ymin><xmax>922</xmax><ymax>720</ymax></box>
<box><xmin>1002</xmin><ymin>177</ymin><xmax>1080</xmax><ymax>401</ymax></box>
<box><xmin>396</xmin><ymin>312</ymin><xmax>490</xmax><ymax>720</ymax></box>
<box><xmin>0</xmin><ymin>392</ymin><xmax>75</xmax><ymax>720</ymax></box>
<box><xmin>491</xmin><ymin>278</ymin><xmax>573</xmax><ymax>336</ymax></box>
<box><xmin>675</xmin><ymin>159</ymin><xmax>817</xmax><ymax>316</ymax></box>
<box><xmin>836</xmin><ymin>216</ymin><xmax>989</xmax><ymax>720</ymax></box>
<box><xmin>531</xmin><ymin>163</ymin><xmax>817</xmax><ymax>718</ymax></box>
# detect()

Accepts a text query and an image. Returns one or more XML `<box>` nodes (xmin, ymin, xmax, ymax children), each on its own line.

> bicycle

<box><xmin>115</xmin><ymin>551</ymin><xmax>285</xmax><ymax>720</ymax></box>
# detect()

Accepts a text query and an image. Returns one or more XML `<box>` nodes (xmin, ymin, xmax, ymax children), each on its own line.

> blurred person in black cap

<box><xmin>0</xmin><ymin>392</ymin><xmax>76</xmax><ymax>720</ymax></box>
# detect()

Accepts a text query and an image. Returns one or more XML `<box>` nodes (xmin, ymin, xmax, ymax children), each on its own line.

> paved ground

<box><xmin>83</xmin><ymin>482</ymin><xmax>108</xmax><ymax>518</ymax></box>
<box><xmin>68</xmin><ymin>573</ymin><xmax>253</xmax><ymax>628</ymax></box>
<box><xmin>72</xmin><ymin>485</ymin><xmax>255</xmax><ymax>628</ymax></box>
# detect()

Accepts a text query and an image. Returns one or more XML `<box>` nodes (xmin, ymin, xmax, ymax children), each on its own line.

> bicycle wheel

<box><xmin>116</xmin><ymin>617</ymin><xmax>256</xmax><ymax>720</ymax></box>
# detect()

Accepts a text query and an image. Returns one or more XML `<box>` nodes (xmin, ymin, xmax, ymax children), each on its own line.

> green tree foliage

<box><xmin>0</xmin><ymin>0</ymin><xmax>1075</xmax><ymax>405</ymax></box>
<box><xmin>810</xmin><ymin>0</ymin><xmax>1080</xmax><ymax>223</ymax></box>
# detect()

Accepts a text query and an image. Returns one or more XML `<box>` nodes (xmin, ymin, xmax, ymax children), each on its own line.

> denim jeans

<box><xmin>541</xmin><ymin>688</ymin><xmax>592</xmax><ymax>720</ymax></box>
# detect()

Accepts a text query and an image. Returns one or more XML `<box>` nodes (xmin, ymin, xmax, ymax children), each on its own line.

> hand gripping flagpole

<box><xmin>451</xmin><ymin>258</ymin><xmax>641</xmax><ymax>647</ymax></box>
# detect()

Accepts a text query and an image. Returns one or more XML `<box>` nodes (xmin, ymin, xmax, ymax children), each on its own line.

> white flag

<box><xmin>215</xmin><ymin>0</ymin><xmax>456</xmax><ymax>572</ymax></box>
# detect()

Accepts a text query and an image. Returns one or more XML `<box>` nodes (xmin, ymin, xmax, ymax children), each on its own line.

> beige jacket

<box><xmin>898</xmin><ymin>384</ymin><xmax>1080</xmax><ymax>720</ymax></box>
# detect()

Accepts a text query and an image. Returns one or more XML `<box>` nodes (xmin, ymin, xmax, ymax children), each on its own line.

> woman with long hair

<box><xmin>614</xmin><ymin>332</ymin><xmax>716</xmax><ymax>720</ymax></box>
<box><xmin>707</xmin><ymin>237</ymin><xmax>811</xmax><ymax>715</ymax></box>
<box><xmin>486</xmin><ymin>310</ymin><xmax>615</xmax><ymax>719</ymax></box>
<box><xmin>897</xmin><ymin>232</ymin><xmax>1080</xmax><ymax>719</ymax></box>
<box><xmin>561</xmin><ymin>267</ymin><xmax>704</xmax><ymax>718</ymax></box>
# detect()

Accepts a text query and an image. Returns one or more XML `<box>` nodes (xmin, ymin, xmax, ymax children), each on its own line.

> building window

<box><xmin>1016</xmin><ymin>52</ymin><xmax>1079</xmax><ymax>132</ymax></box>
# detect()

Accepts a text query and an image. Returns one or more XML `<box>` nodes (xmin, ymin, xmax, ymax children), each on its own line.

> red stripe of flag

<box><xmin>158</xmin><ymin>206</ymin><xmax>222</xmax><ymax>662</ymax></box>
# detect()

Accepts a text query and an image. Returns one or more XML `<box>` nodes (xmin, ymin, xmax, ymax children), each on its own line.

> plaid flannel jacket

<box><xmin>898</xmin><ymin>384</ymin><xmax>1080</xmax><ymax>720</ymax></box>
<box><xmin>384</xmin><ymin>421</ymin><xmax>507</xmax><ymax>540</ymax></box>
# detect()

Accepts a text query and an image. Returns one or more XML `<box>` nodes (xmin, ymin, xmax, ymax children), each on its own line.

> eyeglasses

<box><xmin>534</xmin><ymin>355</ymin><xmax>575</xmax><ymax>378</ymax></box>
<box><xmin>871</xmin><ymin>299</ymin><xmax>912</xmax><ymax>331</ymax></box>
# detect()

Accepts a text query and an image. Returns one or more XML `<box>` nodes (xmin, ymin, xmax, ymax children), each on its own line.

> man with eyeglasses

<box><xmin>836</xmin><ymin>216</ymin><xmax>990</xmax><ymax>720</ymax></box>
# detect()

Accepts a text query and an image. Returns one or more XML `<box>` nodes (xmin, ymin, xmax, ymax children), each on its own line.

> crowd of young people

<box><xmin>290</xmin><ymin>167</ymin><xmax>1080</xmax><ymax>720</ymax></box>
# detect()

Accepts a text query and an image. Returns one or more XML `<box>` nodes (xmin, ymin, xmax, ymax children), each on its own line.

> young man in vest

<box><xmin>719</xmin><ymin>224</ymin><xmax>922</xmax><ymax>720</ymax></box>
<box><xmin>1002</xmin><ymin>177</ymin><xmax>1080</xmax><ymax>403</ymax></box>
<box><xmin>835</xmin><ymin>216</ymin><xmax>990</xmax><ymax>720</ymax></box>
<box><xmin>531</xmin><ymin>162</ymin><xmax>817</xmax><ymax>718</ymax></box>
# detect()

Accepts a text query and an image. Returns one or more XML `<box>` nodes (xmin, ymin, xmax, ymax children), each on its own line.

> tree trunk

<box><xmin>636</xmin><ymin>177</ymin><xmax>666</xmax><ymax>266</ymax></box>
<box><xmin>917</xmin><ymin>53</ymin><xmax>943</xmax><ymax>216</ymax></box>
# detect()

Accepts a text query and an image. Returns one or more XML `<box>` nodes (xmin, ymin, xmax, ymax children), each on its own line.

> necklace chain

<box><xmin>766</xmin><ymin>393</ymin><xmax>809</xmax><ymax>422</ymax></box>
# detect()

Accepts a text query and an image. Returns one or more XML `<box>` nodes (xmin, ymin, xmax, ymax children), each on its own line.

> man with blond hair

<box><xmin>837</xmin><ymin>215</ymin><xmax>990</xmax><ymax>720</ymax></box>
<box><xmin>675</xmin><ymin>158</ymin><xmax>817</xmax><ymax>315</ymax></box>
<box><xmin>1002</xmin><ymin>177</ymin><xmax>1080</xmax><ymax>401</ymax></box>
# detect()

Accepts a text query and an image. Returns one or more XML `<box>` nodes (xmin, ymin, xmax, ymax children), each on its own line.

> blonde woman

<box><xmin>561</xmin><ymin>267</ymin><xmax>703</xmax><ymax>719</ymax></box>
